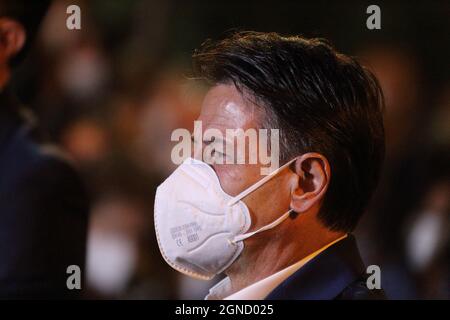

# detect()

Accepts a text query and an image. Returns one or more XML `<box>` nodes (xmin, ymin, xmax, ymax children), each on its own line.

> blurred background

<box><xmin>10</xmin><ymin>0</ymin><xmax>449</xmax><ymax>299</ymax></box>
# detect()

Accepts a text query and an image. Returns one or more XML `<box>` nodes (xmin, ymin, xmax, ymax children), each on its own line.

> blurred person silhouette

<box><xmin>403</xmin><ymin>85</ymin><xmax>450</xmax><ymax>299</ymax></box>
<box><xmin>57</xmin><ymin>90</ymin><xmax>180</xmax><ymax>298</ymax></box>
<box><xmin>79</xmin><ymin>151</ymin><xmax>177</xmax><ymax>299</ymax></box>
<box><xmin>354</xmin><ymin>46</ymin><xmax>422</xmax><ymax>298</ymax></box>
<box><xmin>0</xmin><ymin>1</ymin><xmax>89</xmax><ymax>298</ymax></box>
<box><xmin>356</xmin><ymin>46</ymin><xmax>450</xmax><ymax>299</ymax></box>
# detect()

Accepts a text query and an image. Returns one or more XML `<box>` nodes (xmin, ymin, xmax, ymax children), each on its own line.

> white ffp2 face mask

<box><xmin>154</xmin><ymin>157</ymin><xmax>296</xmax><ymax>280</ymax></box>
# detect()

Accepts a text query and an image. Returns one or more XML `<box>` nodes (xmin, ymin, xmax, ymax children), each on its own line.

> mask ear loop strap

<box><xmin>231</xmin><ymin>209</ymin><xmax>293</xmax><ymax>244</ymax></box>
<box><xmin>226</xmin><ymin>158</ymin><xmax>297</xmax><ymax>206</ymax></box>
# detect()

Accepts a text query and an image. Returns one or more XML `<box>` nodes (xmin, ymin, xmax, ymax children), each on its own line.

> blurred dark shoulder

<box><xmin>0</xmin><ymin>86</ymin><xmax>89</xmax><ymax>210</ymax></box>
<box><xmin>0</xmin><ymin>87</ymin><xmax>89</xmax><ymax>298</ymax></box>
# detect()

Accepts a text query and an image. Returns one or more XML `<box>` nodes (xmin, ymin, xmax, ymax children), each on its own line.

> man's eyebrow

<box><xmin>191</xmin><ymin>133</ymin><xmax>231</xmax><ymax>146</ymax></box>
<box><xmin>203</xmin><ymin>136</ymin><xmax>222</xmax><ymax>145</ymax></box>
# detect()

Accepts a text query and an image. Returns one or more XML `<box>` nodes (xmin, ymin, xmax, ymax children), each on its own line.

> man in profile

<box><xmin>155</xmin><ymin>32</ymin><xmax>386</xmax><ymax>299</ymax></box>
<box><xmin>0</xmin><ymin>1</ymin><xmax>89</xmax><ymax>298</ymax></box>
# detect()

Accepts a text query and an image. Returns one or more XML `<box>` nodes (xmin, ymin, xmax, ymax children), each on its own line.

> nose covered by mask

<box><xmin>154</xmin><ymin>157</ymin><xmax>296</xmax><ymax>280</ymax></box>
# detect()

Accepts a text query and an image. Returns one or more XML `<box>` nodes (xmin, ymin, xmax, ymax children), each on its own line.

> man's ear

<box><xmin>290</xmin><ymin>152</ymin><xmax>330</xmax><ymax>214</ymax></box>
<box><xmin>0</xmin><ymin>18</ymin><xmax>26</xmax><ymax>63</ymax></box>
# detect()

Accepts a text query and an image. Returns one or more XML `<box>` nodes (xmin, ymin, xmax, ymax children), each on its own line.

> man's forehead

<box><xmin>199</xmin><ymin>84</ymin><xmax>260</xmax><ymax>130</ymax></box>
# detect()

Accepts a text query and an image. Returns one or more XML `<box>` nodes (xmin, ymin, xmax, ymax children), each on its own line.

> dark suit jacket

<box><xmin>265</xmin><ymin>235</ymin><xmax>385</xmax><ymax>300</ymax></box>
<box><xmin>0</xmin><ymin>89</ymin><xmax>89</xmax><ymax>299</ymax></box>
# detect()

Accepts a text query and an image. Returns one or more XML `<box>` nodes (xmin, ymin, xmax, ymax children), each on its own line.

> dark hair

<box><xmin>193</xmin><ymin>31</ymin><xmax>385</xmax><ymax>232</ymax></box>
<box><xmin>0</xmin><ymin>0</ymin><xmax>51</xmax><ymax>66</ymax></box>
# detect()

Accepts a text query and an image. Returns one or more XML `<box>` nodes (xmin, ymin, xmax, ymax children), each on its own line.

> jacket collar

<box><xmin>265</xmin><ymin>234</ymin><xmax>365</xmax><ymax>300</ymax></box>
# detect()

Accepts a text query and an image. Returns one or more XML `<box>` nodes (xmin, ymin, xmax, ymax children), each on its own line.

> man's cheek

<box><xmin>215</xmin><ymin>165</ymin><xmax>247</xmax><ymax>196</ymax></box>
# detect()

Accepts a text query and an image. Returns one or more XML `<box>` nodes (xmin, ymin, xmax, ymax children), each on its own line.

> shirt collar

<box><xmin>205</xmin><ymin>234</ymin><xmax>348</xmax><ymax>300</ymax></box>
